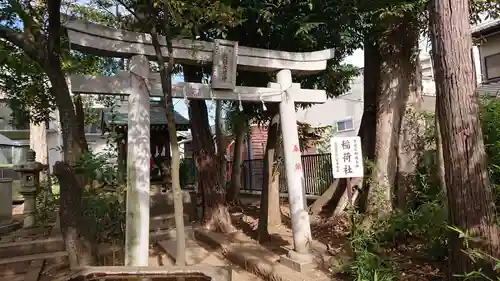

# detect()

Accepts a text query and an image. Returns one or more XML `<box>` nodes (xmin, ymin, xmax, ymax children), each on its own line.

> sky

<box><xmin>172</xmin><ymin>74</ymin><xmax>217</xmax><ymax>126</ymax></box>
<box><xmin>6</xmin><ymin>2</ymin><xmax>490</xmax><ymax>125</ymax></box>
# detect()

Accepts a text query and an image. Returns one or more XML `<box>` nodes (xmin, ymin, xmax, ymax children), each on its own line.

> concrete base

<box><xmin>63</xmin><ymin>265</ymin><xmax>232</xmax><ymax>281</ymax></box>
<box><xmin>280</xmin><ymin>250</ymin><xmax>315</xmax><ymax>273</ymax></box>
<box><xmin>195</xmin><ymin>228</ymin><xmax>331</xmax><ymax>281</ymax></box>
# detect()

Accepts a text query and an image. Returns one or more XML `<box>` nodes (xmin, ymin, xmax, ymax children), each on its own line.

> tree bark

<box><xmin>0</xmin><ymin>0</ymin><xmax>95</xmax><ymax>268</ymax></box>
<box><xmin>215</xmin><ymin>100</ymin><xmax>227</xmax><ymax>190</ymax></box>
<box><xmin>45</xmin><ymin>1</ymin><xmax>91</xmax><ymax>267</ymax></box>
<box><xmin>227</xmin><ymin>118</ymin><xmax>247</xmax><ymax>204</ymax></box>
<box><xmin>185</xmin><ymin>66</ymin><xmax>236</xmax><ymax>233</ymax></box>
<box><xmin>429</xmin><ymin>0</ymin><xmax>500</xmax><ymax>278</ymax></box>
<box><xmin>54</xmin><ymin>162</ymin><xmax>95</xmax><ymax>267</ymax></box>
<box><xmin>150</xmin><ymin>6</ymin><xmax>186</xmax><ymax>264</ymax></box>
<box><xmin>357</xmin><ymin>38</ymin><xmax>379</xmax><ymax>213</ymax></box>
<box><xmin>258</xmin><ymin>111</ymin><xmax>282</xmax><ymax>243</ymax></box>
<box><xmin>434</xmin><ymin>108</ymin><xmax>446</xmax><ymax>195</ymax></box>
<box><xmin>395</xmin><ymin>50</ymin><xmax>423</xmax><ymax>210</ymax></box>
<box><xmin>73</xmin><ymin>94</ymin><xmax>89</xmax><ymax>153</ymax></box>
<box><xmin>366</xmin><ymin>15</ymin><xmax>419</xmax><ymax>217</ymax></box>
<box><xmin>309</xmin><ymin>179</ymin><xmax>340</xmax><ymax>215</ymax></box>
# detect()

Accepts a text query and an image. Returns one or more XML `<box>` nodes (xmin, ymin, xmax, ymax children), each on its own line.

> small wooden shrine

<box><xmin>100</xmin><ymin>100</ymin><xmax>190</xmax><ymax>181</ymax></box>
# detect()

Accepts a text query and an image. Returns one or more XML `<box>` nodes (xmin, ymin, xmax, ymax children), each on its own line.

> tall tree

<box><xmin>0</xmin><ymin>0</ymin><xmax>95</xmax><ymax>266</ymax></box>
<box><xmin>0</xmin><ymin>0</ymin><xmax>123</xmax><ymax>267</ymax></box>
<box><xmin>226</xmin><ymin>108</ymin><xmax>248</xmax><ymax>205</ymax></box>
<box><xmin>148</xmin><ymin>0</ymin><xmax>187</xmax><ymax>265</ymax></box>
<box><xmin>429</xmin><ymin>0</ymin><xmax>500</xmax><ymax>278</ymax></box>
<box><xmin>187</xmin><ymin>86</ymin><xmax>236</xmax><ymax>232</ymax></box>
<box><xmin>166</xmin><ymin>0</ymin><xmax>243</xmax><ymax>233</ymax></box>
<box><xmin>257</xmin><ymin>110</ymin><xmax>282</xmax><ymax>242</ymax></box>
<box><xmin>355</xmin><ymin>0</ymin><xmax>425</xmax><ymax>216</ymax></box>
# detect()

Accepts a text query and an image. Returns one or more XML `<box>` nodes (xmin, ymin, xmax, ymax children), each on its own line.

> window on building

<box><xmin>336</xmin><ymin>118</ymin><xmax>354</xmax><ymax>132</ymax></box>
<box><xmin>485</xmin><ymin>53</ymin><xmax>500</xmax><ymax>81</ymax></box>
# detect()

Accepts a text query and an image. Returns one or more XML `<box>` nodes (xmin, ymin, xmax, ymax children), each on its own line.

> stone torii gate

<box><xmin>63</xmin><ymin>16</ymin><xmax>334</xmax><ymax>271</ymax></box>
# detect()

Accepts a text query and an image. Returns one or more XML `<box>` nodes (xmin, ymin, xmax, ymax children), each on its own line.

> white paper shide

<box><xmin>331</xmin><ymin>136</ymin><xmax>364</xmax><ymax>178</ymax></box>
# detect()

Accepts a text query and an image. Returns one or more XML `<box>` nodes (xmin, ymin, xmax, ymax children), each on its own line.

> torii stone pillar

<box><xmin>124</xmin><ymin>55</ymin><xmax>151</xmax><ymax>266</ymax></box>
<box><xmin>277</xmin><ymin>70</ymin><xmax>313</xmax><ymax>270</ymax></box>
<box><xmin>62</xmin><ymin>17</ymin><xmax>334</xmax><ymax>271</ymax></box>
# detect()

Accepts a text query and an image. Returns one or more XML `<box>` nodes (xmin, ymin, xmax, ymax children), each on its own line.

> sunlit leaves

<box><xmin>0</xmin><ymin>0</ymin><xmax>122</xmax><ymax>126</ymax></box>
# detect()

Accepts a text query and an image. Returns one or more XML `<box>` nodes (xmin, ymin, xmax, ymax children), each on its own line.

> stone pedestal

<box><xmin>0</xmin><ymin>178</ymin><xmax>13</xmax><ymax>223</ymax></box>
<box><xmin>280</xmin><ymin>248</ymin><xmax>315</xmax><ymax>273</ymax></box>
<box><xmin>14</xmin><ymin>149</ymin><xmax>44</xmax><ymax>229</ymax></box>
<box><xmin>0</xmin><ymin>178</ymin><xmax>19</xmax><ymax>234</ymax></box>
<box><xmin>19</xmin><ymin>188</ymin><xmax>37</xmax><ymax>228</ymax></box>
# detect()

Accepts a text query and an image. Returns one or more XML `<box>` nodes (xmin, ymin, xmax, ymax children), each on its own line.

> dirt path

<box><xmin>156</xmin><ymin>229</ymin><xmax>264</xmax><ymax>281</ymax></box>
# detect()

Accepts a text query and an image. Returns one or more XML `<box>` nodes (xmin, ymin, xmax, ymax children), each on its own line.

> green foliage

<box><xmin>0</xmin><ymin>1</ymin><xmax>121</xmax><ymax>127</ymax></box>
<box><xmin>71</xmin><ymin>145</ymin><xmax>125</xmax><ymax>243</ymax></box>
<box><xmin>346</xmin><ymin>98</ymin><xmax>500</xmax><ymax>279</ymax></box>
<box><xmin>470</xmin><ymin>1</ymin><xmax>500</xmax><ymax>24</ymax></box>
<box><xmin>83</xmin><ymin>189</ymin><xmax>126</xmax><ymax>244</ymax></box>
<box><xmin>35</xmin><ymin>187</ymin><xmax>59</xmax><ymax>228</ymax></box>
<box><xmin>226</xmin><ymin>0</ymin><xmax>363</xmax><ymax>98</ymax></box>
<box><xmin>448</xmin><ymin>226</ymin><xmax>500</xmax><ymax>280</ymax></box>
<box><xmin>74</xmin><ymin>150</ymin><xmax>119</xmax><ymax>189</ymax></box>
<box><xmin>344</xmin><ymin>212</ymin><xmax>400</xmax><ymax>281</ymax></box>
<box><xmin>380</xmin><ymin>200</ymin><xmax>448</xmax><ymax>261</ymax></box>
<box><xmin>478</xmin><ymin>98</ymin><xmax>500</xmax><ymax>215</ymax></box>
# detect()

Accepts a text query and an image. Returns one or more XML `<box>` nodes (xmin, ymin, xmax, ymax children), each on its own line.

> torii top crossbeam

<box><xmin>62</xmin><ymin>16</ymin><xmax>335</xmax><ymax>75</ymax></box>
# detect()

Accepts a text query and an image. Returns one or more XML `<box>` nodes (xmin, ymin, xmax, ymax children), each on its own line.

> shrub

<box><xmin>343</xmin><ymin>212</ymin><xmax>400</xmax><ymax>281</ymax></box>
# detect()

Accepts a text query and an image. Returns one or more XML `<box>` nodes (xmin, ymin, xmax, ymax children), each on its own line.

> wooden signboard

<box><xmin>211</xmin><ymin>39</ymin><xmax>238</xmax><ymax>90</ymax></box>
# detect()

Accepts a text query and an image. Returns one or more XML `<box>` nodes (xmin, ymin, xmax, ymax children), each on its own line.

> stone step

<box><xmin>0</xmin><ymin>256</ymin><xmax>67</xmax><ymax>277</ymax></box>
<box><xmin>0</xmin><ymin>237</ymin><xmax>64</xmax><ymax>259</ymax></box>
<box><xmin>0</xmin><ymin>251</ymin><xmax>68</xmax><ymax>266</ymax></box>
<box><xmin>157</xmin><ymin>239</ymin><xmax>210</xmax><ymax>266</ymax></box>
<box><xmin>150</xmin><ymin>213</ymin><xmax>189</xmax><ymax>231</ymax></box>
<box><xmin>162</xmin><ymin>226</ymin><xmax>195</xmax><ymax>240</ymax></box>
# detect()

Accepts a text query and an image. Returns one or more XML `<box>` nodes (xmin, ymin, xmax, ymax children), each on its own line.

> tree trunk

<box><xmin>258</xmin><ymin>111</ymin><xmax>282</xmax><ymax>243</ymax></box>
<box><xmin>357</xmin><ymin>38</ymin><xmax>379</xmax><ymax>213</ymax></box>
<box><xmin>227</xmin><ymin>118</ymin><xmax>247</xmax><ymax>204</ymax></box>
<box><xmin>0</xmin><ymin>0</ymin><xmax>91</xmax><ymax>267</ymax></box>
<box><xmin>46</xmin><ymin>11</ymin><xmax>91</xmax><ymax>266</ymax></box>
<box><xmin>367</xmin><ymin>42</ymin><xmax>400</xmax><ymax>216</ymax></box>
<box><xmin>73</xmin><ymin>94</ymin><xmax>89</xmax><ymax>153</ymax></box>
<box><xmin>395</xmin><ymin>49</ymin><xmax>423</xmax><ymax>210</ymax></box>
<box><xmin>429</xmin><ymin>0</ymin><xmax>500</xmax><ymax>278</ymax></box>
<box><xmin>309</xmin><ymin>179</ymin><xmax>340</xmax><ymax>215</ymax></box>
<box><xmin>434</xmin><ymin>108</ymin><xmax>446</xmax><ymax>194</ymax></box>
<box><xmin>215</xmin><ymin>100</ymin><xmax>227</xmax><ymax>190</ymax></box>
<box><xmin>366</xmin><ymin>16</ymin><xmax>419</xmax><ymax>217</ymax></box>
<box><xmin>150</xmin><ymin>16</ymin><xmax>186</xmax><ymax>264</ymax></box>
<box><xmin>54</xmin><ymin>162</ymin><xmax>95</xmax><ymax>267</ymax></box>
<box><xmin>184</xmin><ymin>66</ymin><xmax>236</xmax><ymax>233</ymax></box>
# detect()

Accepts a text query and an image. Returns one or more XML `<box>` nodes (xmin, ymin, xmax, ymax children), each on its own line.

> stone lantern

<box><xmin>14</xmin><ymin>149</ymin><xmax>45</xmax><ymax>228</ymax></box>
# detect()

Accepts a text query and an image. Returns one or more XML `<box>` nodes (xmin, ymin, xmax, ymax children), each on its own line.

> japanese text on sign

<box><xmin>331</xmin><ymin>136</ymin><xmax>364</xmax><ymax>178</ymax></box>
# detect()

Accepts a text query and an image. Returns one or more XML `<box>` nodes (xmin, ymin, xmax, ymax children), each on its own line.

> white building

<box><xmin>295</xmin><ymin>53</ymin><xmax>438</xmax><ymax>137</ymax></box>
<box><xmin>296</xmin><ymin>18</ymin><xmax>499</xmax><ymax>136</ymax></box>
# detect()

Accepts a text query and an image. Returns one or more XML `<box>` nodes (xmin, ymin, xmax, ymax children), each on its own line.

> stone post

<box><xmin>124</xmin><ymin>55</ymin><xmax>151</xmax><ymax>266</ymax></box>
<box><xmin>14</xmin><ymin>149</ymin><xmax>44</xmax><ymax>228</ymax></box>
<box><xmin>277</xmin><ymin>69</ymin><xmax>313</xmax><ymax>271</ymax></box>
<box><xmin>0</xmin><ymin>178</ymin><xmax>13</xmax><ymax>222</ymax></box>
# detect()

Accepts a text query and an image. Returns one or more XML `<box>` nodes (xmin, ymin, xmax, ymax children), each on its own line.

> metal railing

<box><xmin>181</xmin><ymin>153</ymin><xmax>333</xmax><ymax>196</ymax></box>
